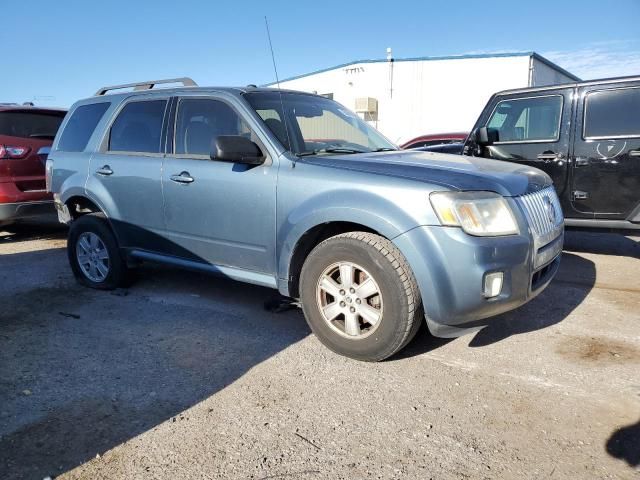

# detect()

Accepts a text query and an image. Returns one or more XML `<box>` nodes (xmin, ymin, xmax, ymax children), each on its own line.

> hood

<box><xmin>300</xmin><ymin>150</ymin><xmax>552</xmax><ymax>197</ymax></box>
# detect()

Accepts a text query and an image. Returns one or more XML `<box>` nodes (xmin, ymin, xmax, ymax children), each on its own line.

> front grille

<box><xmin>517</xmin><ymin>186</ymin><xmax>564</xmax><ymax>243</ymax></box>
<box><xmin>517</xmin><ymin>186</ymin><xmax>564</xmax><ymax>270</ymax></box>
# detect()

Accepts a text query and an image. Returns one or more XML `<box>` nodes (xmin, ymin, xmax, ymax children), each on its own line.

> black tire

<box><xmin>300</xmin><ymin>232</ymin><xmax>423</xmax><ymax>362</ymax></box>
<box><xmin>67</xmin><ymin>213</ymin><xmax>129</xmax><ymax>290</ymax></box>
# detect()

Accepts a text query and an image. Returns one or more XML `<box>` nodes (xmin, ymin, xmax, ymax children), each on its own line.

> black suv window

<box><xmin>57</xmin><ymin>103</ymin><xmax>109</xmax><ymax>152</ymax></box>
<box><xmin>109</xmin><ymin>100</ymin><xmax>167</xmax><ymax>153</ymax></box>
<box><xmin>487</xmin><ymin>95</ymin><xmax>563</xmax><ymax>143</ymax></box>
<box><xmin>174</xmin><ymin>98</ymin><xmax>250</xmax><ymax>156</ymax></box>
<box><xmin>584</xmin><ymin>87</ymin><xmax>640</xmax><ymax>139</ymax></box>
<box><xmin>0</xmin><ymin>111</ymin><xmax>65</xmax><ymax>140</ymax></box>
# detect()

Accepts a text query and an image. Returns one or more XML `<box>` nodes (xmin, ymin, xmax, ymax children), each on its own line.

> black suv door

<box><xmin>469</xmin><ymin>88</ymin><xmax>573</xmax><ymax>206</ymax></box>
<box><xmin>572</xmin><ymin>82</ymin><xmax>640</xmax><ymax>220</ymax></box>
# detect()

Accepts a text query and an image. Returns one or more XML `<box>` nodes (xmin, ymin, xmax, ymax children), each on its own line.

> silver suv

<box><xmin>49</xmin><ymin>78</ymin><xmax>564</xmax><ymax>361</ymax></box>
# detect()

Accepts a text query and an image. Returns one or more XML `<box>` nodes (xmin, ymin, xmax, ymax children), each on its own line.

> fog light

<box><xmin>483</xmin><ymin>272</ymin><xmax>503</xmax><ymax>298</ymax></box>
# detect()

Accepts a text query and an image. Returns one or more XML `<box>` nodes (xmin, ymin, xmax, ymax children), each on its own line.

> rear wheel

<box><xmin>67</xmin><ymin>214</ymin><xmax>129</xmax><ymax>290</ymax></box>
<box><xmin>300</xmin><ymin>232</ymin><xmax>422</xmax><ymax>361</ymax></box>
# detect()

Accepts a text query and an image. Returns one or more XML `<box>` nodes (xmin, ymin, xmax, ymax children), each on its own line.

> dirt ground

<box><xmin>0</xmin><ymin>218</ymin><xmax>639</xmax><ymax>480</ymax></box>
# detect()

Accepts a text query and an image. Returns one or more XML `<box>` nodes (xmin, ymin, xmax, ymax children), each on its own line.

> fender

<box><xmin>276</xmin><ymin>188</ymin><xmax>425</xmax><ymax>292</ymax></box>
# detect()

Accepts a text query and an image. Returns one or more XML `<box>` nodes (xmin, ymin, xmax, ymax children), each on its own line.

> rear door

<box><xmin>87</xmin><ymin>97</ymin><xmax>168</xmax><ymax>249</ymax></box>
<box><xmin>479</xmin><ymin>89</ymin><xmax>573</xmax><ymax>198</ymax></box>
<box><xmin>572</xmin><ymin>83</ymin><xmax>640</xmax><ymax>219</ymax></box>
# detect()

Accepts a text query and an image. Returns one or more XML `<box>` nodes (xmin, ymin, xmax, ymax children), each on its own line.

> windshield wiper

<box><xmin>373</xmin><ymin>147</ymin><xmax>397</xmax><ymax>152</ymax></box>
<box><xmin>322</xmin><ymin>147</ymin><xmax>368</xmax><ymax>154</ymax></box>
<box><xmin>297</xmin><ymin>151</ymin><xmax>318</xmax><ymax>157</ymax></box>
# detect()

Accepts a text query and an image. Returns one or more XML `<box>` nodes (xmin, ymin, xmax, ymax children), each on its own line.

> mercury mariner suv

<box><xmin>49</xmin><ymin>78</ymin><xmax>564</xmax><ymax>361</ymax></box>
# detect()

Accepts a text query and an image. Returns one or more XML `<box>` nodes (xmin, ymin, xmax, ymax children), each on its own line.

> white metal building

<box><xmin>267</xmin><ymin>52</ymin><xmax>579</xmax><ymax>145</ymax></box>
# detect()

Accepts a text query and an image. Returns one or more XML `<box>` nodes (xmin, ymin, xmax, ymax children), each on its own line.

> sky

<box><xmin>2</xmin><ymin>0</ymin><xmax>640</xmax><ymax>107</ymax></box>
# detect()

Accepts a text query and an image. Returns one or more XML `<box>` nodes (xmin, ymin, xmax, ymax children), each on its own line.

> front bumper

<box><xmin>0</xmin><ymin>200</ymin><xmax>55</xmax><ymax>222</ymax></box>
<box><xmin>393</xmin><ymin>224</ymin><xmax>562</xmax><ymax>338</ymax></box>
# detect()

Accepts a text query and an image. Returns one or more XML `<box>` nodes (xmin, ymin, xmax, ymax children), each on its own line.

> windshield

<box><xmin>0</xmin><ymin>111</ymin><xmax>66</xmax><ymax>140</ymax></box>
<box><xmin>244</xmin><ymin>91</ymin><xmax>396</xmax><ymax>156</ymax></box>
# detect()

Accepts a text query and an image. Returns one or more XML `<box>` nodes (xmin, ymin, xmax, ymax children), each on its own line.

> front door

<box><xmin>572</xmin><ymin>83</ymin><xmax>640</xmax><ymax>218</ymax></box>
<box><xmin>161</xmin><ymin>96</ymin><xmax>277</xmax><ymax>274</ymax></box>
<box><xmin>87</xmin><ymin>98</ymin><xmax>169</xmax><ymax>249</ymax></box>
<box><xmin>480</xmin><ymin>89</ymin><xmax>573</xmax><ymax>198</ymax></box>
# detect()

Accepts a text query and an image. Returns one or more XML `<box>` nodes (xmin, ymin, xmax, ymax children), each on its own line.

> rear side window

<box><xmin>0</xmin><ymin>111</ymin><xmax>65</xmax><ymax>140</ymax></box>
<box><xmin>109</xmin><ymin>100</ymin><xmax>167</xmax><ymax>153</ymax></box>
<box><xmin>487</xmin><ymin>95</ymin><xmax>563</xmax><ymax>143</ymax></box>
<box><xmin>174</xmin><ymin>98</ymin><xmax>250</xmax><ymax>156</ymax></box>
<box><xmin>57</xmin><ymin>103</ymin><xmax>109</xmax><ymax>152</ymax></box>
<box><xmin>584</xmin><ymin>87</ymin><xmax>640</xmax><ymax>139</ymax></box>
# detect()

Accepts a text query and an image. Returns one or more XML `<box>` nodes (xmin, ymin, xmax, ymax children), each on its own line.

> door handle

<box><xmin>170</xmin><ymin>171</ymin><xmax>194</xmax><ymax>184</ymax></box>
<box><xmin>96</xmin><ymin>165</ymin><xmax>113</xmax><ymax>176</ymax></box>
<box><xmin>574</xmin><ymin>157</ymin><xmax>589</xmax><ymax>167</ymax></box>
<box><xmin>537</xmin><ymin>153</ymin><xmax>563</xmax><ymax>162</ymax></box>
<box><xmin>629</xmin><ymin>150</ymin><xmax>640</xmax><ymax>157</ymax></box>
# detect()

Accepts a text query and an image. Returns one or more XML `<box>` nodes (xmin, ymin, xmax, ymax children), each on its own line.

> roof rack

<box><xmin>95</xmin><ymin>77</ymin><xmax>198</xmax><ymax>96</ymax></box>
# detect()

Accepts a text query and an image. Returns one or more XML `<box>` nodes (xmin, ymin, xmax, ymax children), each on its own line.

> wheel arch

<box><xmin>281</xmin><ymin>219</ymin><xmax>392</xmax><ymax>299</ymax></box>
<box><xmin>64</xmin><ymin>195</ymin><xmax>105</xmax><ymax>220</ymax></box>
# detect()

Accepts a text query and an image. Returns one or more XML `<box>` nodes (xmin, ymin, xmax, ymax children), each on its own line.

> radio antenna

<box><xmin>264</xmin><ymin>16</ymin><xmax>294</xmax><ymax>166</ymax></box>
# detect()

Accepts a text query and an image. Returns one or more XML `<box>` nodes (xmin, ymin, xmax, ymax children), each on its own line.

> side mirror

<box><xmin>211</xmin><ymin>136</ymin><xmax>265</xmax><ymax>165</ymax></box>
<box><xmin>475</xmin><ymin>127</ymin><xmax>498</xmax><ymax>146</ymax></box>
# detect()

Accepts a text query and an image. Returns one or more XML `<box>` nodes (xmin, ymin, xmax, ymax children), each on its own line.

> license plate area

<box><xmin>534</xmin><ymin>234</ymin><xmax>563</xmax><ymax>270</ymax></box>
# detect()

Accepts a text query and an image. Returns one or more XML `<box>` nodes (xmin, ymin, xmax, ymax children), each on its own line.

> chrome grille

<box><xmin>518</xmin><ymin>186</ymin><xmax>564</xmax><ymax>237</ymax></box>
<box><xmin>517</xmin><ymin>186</ymin><xmax>564</xmax><ymax>268</ymax></box>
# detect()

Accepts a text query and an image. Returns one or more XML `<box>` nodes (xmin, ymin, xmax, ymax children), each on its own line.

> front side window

<box><xmin>244</xmin><ymin>92</ymin><xmax>396</xmax><ymax>156</ymax></box>
<box><xmin>0</xmin><ymin>111</ymin><xmax>66</xmax><ymax>140</ymax></box>
<box><xmin>174</xmin><ymin>98</ymin><xmax>251</xmax><ymax>156</ymax></box>
<box><xmin>584</xmin><ymin>87</ymin><xmax>640</xmax><ymax>139</ymax></box>
<box><xmin>57</xmin><ymin>103</ymin><xmax>109</xmax><ymax>152</ymax></box>
<box><xmin>108</xmin><ymin>100</ymin><xmax>167</xmax><ymax>153</ymax></box>
<box><xmin>487</xmin><ymin>95</ymin><xmax>563</xmax><ymax>143</ymax></box>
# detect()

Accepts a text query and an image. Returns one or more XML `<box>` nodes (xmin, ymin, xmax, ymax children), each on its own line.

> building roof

<box><xmin>266</xmin><ymin>51</ymin><xmax>580</xmax><ymax>86</ymax></box>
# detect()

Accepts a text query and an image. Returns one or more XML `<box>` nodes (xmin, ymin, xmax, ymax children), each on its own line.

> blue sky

<box><xmin>2</xmin><ymin>0</ymin><xmax>640</xmax><ymax>107</ymax></box>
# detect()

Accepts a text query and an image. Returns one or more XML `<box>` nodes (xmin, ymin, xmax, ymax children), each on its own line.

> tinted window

<box><xmin>57</xmin><ymin>103</ymin><xmax>109</xmax><ymax>152</ymax></box>
<box><xmin>487</xmin><ymin>95</ymin><xmax>563</xmax><ymax>143</ymax></box>
<box><xmin>109</xmin><ymin>100</ymin><xmax>167</xmax><ymax>153</ymax></box>
<box><xmin>175</xmin><ymin>98</ymin><xmax>250</xmax><ymax>156</ymax></box>
<box><xmin>0</xmin><ymin>111</ymin><xmax>65</xmax><ymax>140</ymax></box>
<box><xmin>584</xmin><ymin>87</ymin><xmax>640</xmax><ymax>139</ymax></box>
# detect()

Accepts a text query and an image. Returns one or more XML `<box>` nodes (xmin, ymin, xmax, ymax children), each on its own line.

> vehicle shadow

<box><xmin>467</xmin><ymin>252</ymin><xmax>594</xmax><ymax>347</ymax></box>
<box><xmin>606</xmin><ymin>419</ymin><xmax>640</xmax><ymax>468</ymax></box>
<box><xmin>0</xmin><ymin>248</ymin><xmax>310</xmax><ymax>480</ymax></box>
<box><xmin>0</xmin><ymin>216</ymin><xmax>66</xmax><ymax>243</ymax></box>
<box><xmin>564</xmin><ymin>228</ymin><xmax>640</xmax><ymax>259</ymax></box>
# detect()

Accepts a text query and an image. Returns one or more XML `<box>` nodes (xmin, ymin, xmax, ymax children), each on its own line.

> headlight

<box><xmin>429</xmin><ymin>191</ymin><xmax>519</xmax><ymax>236</ymax></box>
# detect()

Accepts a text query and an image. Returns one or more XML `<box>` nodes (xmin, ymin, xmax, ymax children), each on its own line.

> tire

<box><xmin>299</xmin><ymin>232</ymin><xmax>423</xmax><ymax>362</ymax></box>
<box><xmin>67</xmin><ymin>213</ymin><xmax>129</xmax><ymax>290</ymax></box>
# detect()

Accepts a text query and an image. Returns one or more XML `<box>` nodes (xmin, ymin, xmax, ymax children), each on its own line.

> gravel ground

<box><xmin>0</xmin><ymin>219</ymin><xmax>639</xmax><ymax>480</ymax></box>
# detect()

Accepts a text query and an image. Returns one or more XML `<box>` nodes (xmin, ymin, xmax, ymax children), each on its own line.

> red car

<box><xmin>0</xmin><ymin>104</ymin><xmax>66</xmax><ymax>226</ymax></box>
<box><xmin>401</xmin><ymin>132</ymin><xmax>468</xmax><ymax>149</ymax></box>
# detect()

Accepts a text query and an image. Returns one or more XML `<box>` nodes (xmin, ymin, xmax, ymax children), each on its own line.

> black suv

<box><xmin>461</xmin><ymin>75</ymin><xmax>640</xmax><ymax>230</ymax></box>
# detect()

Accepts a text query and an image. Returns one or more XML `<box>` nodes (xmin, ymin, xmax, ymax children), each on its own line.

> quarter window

<box><xmin>57</xmin><ymin>103</ymin><xmax>109</xmax><ymax>152</ymax></box>
<box><xmin>109</xmin><ymin>100</ymin><xmax>167</xmax><ymax>153</ymax></box>
<box><xmin>487</xmin><ymin>95</ymin><xmax>563</xmax><ymax>143</ymax></box>
<box><xmin>584</xmin><ymin>87</ymin><xmax>640</xmax><ymax>139</ymax></box>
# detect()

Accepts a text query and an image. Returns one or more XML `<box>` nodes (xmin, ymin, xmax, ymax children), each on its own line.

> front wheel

<box><xmin>67</xmin><ymin>214</ymin><xmax>129</xmax><ymax>290</ymax></box>
<box><xmin>300</xmin><ymin>232</ymin><xmax>423</xmax><ymax>361</ymax></box>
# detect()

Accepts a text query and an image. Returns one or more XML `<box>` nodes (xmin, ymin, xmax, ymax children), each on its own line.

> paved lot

<box><xmin>1</xmin><ymin>219</ymin><xmax>639</xmax><ymax>480</ymax></box>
